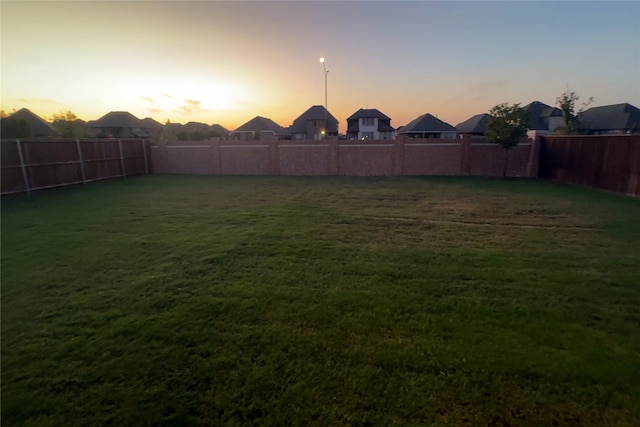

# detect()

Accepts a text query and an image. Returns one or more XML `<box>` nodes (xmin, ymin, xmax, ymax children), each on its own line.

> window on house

<box><xmin>362</xmin><ymin>118</ymin><xmax>375</xmax><ymax>126</ymax></box>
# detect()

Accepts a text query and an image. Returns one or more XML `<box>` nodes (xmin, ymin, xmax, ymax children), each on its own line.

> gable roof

<box><xmin>522</xmin><ymin>101</ymin><xmax>562</xmax><ymax>130</ymax></box>
<box><xmin>456</xmin><ymin>113</ymin><xmax>489</xmax><ymax>134</ymax></box>
<box><xmin>347</xmin><ymin>108</ymin><xmax>391</xmax><ymax>121</ymax></box>
<box><xmin>399</xmin><ymin>113</ymin><xmax>457</xmax><ymax>133</ymax></box>
<box><xmin>140</xmin><ymin>117</ymin><xmax>164</xmax><ymax>129</ymax></box>
<box><xmin>182</xmin><ymin>121</ymin><xmax>211</xmax><ymax>132</ymax></box>
<box><xmin>290</xmin><ymin>105</ymin><xmax>338</xmax><ymax>133</ymax></box>
<box><xmin>233</xmin><ymin>116</ymin><xmax>289</xmax><ymax>134</ymax></box>
<box><xmin>8</xmin><ymin>108</ymin><xmax>56</xmax><ymax>136</ymax></box>
<box><xmin>578</xmin><ymin>103</ymin><xmax>640</xmax><ymax>131</ymax></box>
<box><xmin>346</xmin><ymin>108</ymin><xmax>394</xmax><ymax>132</ymax></box>
<box><xmin>209</xmin><ymin>124</ymin><xmax>229</xmax><ymax>135</ymax></box>
<box><xmin>91</xmin><ymin>111</ymin><xmax>142</xmax><ymax>128</ymax></box>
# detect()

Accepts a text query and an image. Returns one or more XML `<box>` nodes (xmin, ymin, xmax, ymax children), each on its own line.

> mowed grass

<box><xmin>2</xmin><ymin>175</ymin><xmax>639</xmax><ymax>426</ymax></box>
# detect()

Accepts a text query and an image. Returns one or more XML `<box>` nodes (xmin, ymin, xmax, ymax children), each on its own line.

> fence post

<box><xmin>393</xmin><ymin>136</ymin><xmax>405</xmax><ymax>175</ymax></box>
<box><xmin>118</xmin><ymin>139</ymin><xmax>126</xmax><ymax>177</ymax></box>
<box><xmin>142</xmin><ymin>139</ymin><xmax>149</xmax><ymax>175</ymax></box>
<box><xmin>211</xmin><ymin>137</ymin><xmax>221</xmax><ymax>174</ymax></box>
<box><xmin>16</xmin><ymin>139</ymin><xmax>30</xmax><ymax>195</ymax></box>
<box><xmin>526</xmin><ymin>134</ymin><xmax>541</xmax><ymax>178</ymax></box>
<box><xmin>76</xmin><ymin>139</ymin><xmax>87</xmax><ymax>184</ymax></box>
<box><xmin>329</xmin><ymin>138</ymin><xmax>339</xmax><ymax>175</ymax></box>
<box><xmin>270</xmin><ymin>140</ymin><xmax>280</xmax><ymax>175</ymax></box>
<box><xmin>460</xmin><ymin>135</ymin><xmax>472</xmax><ymax>175</ymax></box>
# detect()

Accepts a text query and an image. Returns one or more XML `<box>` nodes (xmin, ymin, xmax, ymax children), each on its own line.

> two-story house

<box><xmin>522</xmin><ymin>101</ymin><xmax>563</xmax><ymax>135</ymax></box>
<box><xmin>289</xmin><ymin>105</ymin><xmax>338</xmax><ymax>140</ymax></box>
<box><xmin>346</xmin><ymin>108</ymin><xmax>395</xmax><ymax>140</ymax></box>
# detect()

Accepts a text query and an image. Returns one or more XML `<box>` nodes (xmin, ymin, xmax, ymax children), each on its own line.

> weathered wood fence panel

<box><xmin>1</xmin><ymin>139</ymin><xmax>150</xmax><ymax>196</ymax></box>
<box><xmin>539</xmin><ymin>135</ymin><xmax>640</xmax><ymax>196</ymax></box>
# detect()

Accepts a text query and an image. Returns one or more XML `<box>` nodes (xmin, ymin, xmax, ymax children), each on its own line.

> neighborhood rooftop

<box><xmin>4</xmin><ymin>101</ymin><xmax>640</xmax><ymax>139</ymax></box>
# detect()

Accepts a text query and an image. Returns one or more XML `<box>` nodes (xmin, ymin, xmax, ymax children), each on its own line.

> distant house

<box><xmin>178</xmin><ymin>121</ymin><xmax>212</xmax><ymax>140</ymax></box>
<box><xmin>522</xmin><ymin>101</ymin><xmax>563</xmax><ymax>134</ymax></box>
<box><xmin>346</xmin><ymin>108</ymin><xmax>394</xmax><ymax>140</ymax></box>
<box><xmin>163</xmin><ymin>122</ymin><xmax>184</xmax><ymax>139</ymax></box>
<box><xmin>89</xmin><ymin>111</ymin><xmax>150</xmax><ymax>138</ymax></box>
<box><xmin>140</xmin><ymin>117</ymin><xmax>164</xmax><ymax>140</ymax></box>
<box><xmin>230</xmin><ymin>116</ymin><xmax>289</xmax><ymax>140</ymax></box>
<box><xmin>289</xmin><ymin>105</ymin><xmax>338</xmax><ymax>140</ymax></box>
<box><xmin>455</xmin><ymin>113</ymin><xmax>488</xmax><ymax>137</ymax></box>
<box><xmin>5</xmin><ymin>108</ymin><xmax>56</xmax><ymax>137</ymax></box>
<box><xmin>398</xmin><ymin>113</ymin><xmax>457</xmax><ymax>139</ymax></box>
<box><xmin>457</xmin><ymin>102</ymin><xmax>562</xmax><ymax>137</ymax></box>
<box><xmin>578</xmin><ymin>103</ymin><xmax>640</xmax><ymax>135</ymax></box>
<box><xmin>209</xmin><ymin>124</ymin><xmax>229</xmax><ymax>138</ymax></box>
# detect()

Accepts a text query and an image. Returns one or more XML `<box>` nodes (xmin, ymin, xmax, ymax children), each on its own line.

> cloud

<box><xmin>148</xmin><ymin>108</ymin><xmax>164</xmax><ymax>114</ymax></box>
<box><xmin>175</xmin><ymin>105</ymin><xmax>193</xmax><ymax>114</ymax></box>
<box><xmin>141</xmin><ymin>96</ymin><xmax>157</xmax><ymax>104</ymax></box>
<box><xmin>160</xmin><ymin>93</ymin><xmax>211</xmax><ymax>116</ymax></box>
<box><xmin>175</xmin><ymin>99</ymin><xmax>210</xmax><ymax>115</ymax></box>
<box><xmin>17</xmin><ymin>97</ymin><xmax>65</xmax><ymax>106</ymax></box>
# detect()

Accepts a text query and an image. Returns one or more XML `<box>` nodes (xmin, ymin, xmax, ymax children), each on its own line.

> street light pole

<box><xmin>320</xmin><ymin>57</ymin><xmax>328</xmax><ymax>139</ymax></box>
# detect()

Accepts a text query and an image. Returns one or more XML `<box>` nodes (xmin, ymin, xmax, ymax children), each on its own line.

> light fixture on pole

<box><xmin>320</xmin><ymin>57</ymin><xmax>328</xmax><ymax>139</ymax></box>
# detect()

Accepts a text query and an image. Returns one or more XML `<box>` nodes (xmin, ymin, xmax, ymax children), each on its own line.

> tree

<box><xmin>555</xmin><ymin>90</ymin><xmax>593</xmax><ymax>135</ymax></box>
<box><xmin>160</xmin><ymin>119</ymin><xmax>176</xmax><ymax>142</ymax></box>
<box><xmin>51</xmin><ymin>110</ymin><xmax>87</xmax><ymax>138</ymax></box>
<box><xmin>0</xmin><ymin>115</ymin><xmax>31</xmax><ymax>138</ymax></box>
<box><xmin>485</xmin><ymin>103</ymin><xmax>529</xmax><ymax>178</ymax></box>
<box><xmin>207</xmin><ymin>130</ymin><xmax>222</xmax><ymax>139</ymax></box>
<box><xmin>189</xmin><ymin>130</ymin><xmax>205</xmax><ymax>141</ymax></box>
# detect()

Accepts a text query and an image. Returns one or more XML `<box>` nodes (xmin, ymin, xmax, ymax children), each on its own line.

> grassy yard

<box><xmin>2</xmin><ymin>175</ymin><xmax>639</xmax><ymax>426</ymax></box>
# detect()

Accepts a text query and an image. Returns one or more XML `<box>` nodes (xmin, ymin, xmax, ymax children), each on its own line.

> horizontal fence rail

<box><xmin>1</xmin><ymin>138</ymin><xmax>151</xmax><ymax>196</ymax></box>
<box><xmin>539</xmin><ymin>135</ymin><xmax>640</xmax><ymax>196</ymax></box>
<box><xmin>150</xmin><ymin>136</ymin><xmax>538</xmax><ymax>178</ymax></box>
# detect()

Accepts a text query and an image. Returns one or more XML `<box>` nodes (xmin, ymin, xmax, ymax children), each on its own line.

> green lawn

<box><xmin>2</xmin><ymin>175</ymin><xmax>639</xmax><ymax>426</ymax></box>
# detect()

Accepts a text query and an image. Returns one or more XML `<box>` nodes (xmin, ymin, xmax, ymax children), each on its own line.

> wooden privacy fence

<box><xmin>1</xmin><ymin>139</ymin><xmax>150</xmax><ymax>195</ymax></box>
<box><xmin>539</xmin><ymin>135</ymin><xmax>640</xmax><ymax>196</ymax></box>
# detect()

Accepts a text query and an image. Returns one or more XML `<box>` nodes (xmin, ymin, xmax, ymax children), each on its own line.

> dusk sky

<box><xmin>2</xmin><ymin>1</ymin><xmax>639</xmax><ymax>130</ymax></box>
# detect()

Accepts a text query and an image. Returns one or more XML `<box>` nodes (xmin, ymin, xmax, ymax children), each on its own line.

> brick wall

<box><xmin>150</xmin><ymin>136</ymin><xmax>537</xmax><ymax>178</ymax></box>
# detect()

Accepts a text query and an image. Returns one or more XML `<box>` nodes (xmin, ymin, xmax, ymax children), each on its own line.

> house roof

<box><xmin>347</xmin><ymin>108</ymin><xmax>391</xmax><ymax>121</ymax></box>
<box><xmin>209</xmin><ymin>124</ymin><xmax>229</xmax><ymax>135</ymax></box>
<box><xmin>233</xmin><ymin>116</ymin><xmax>289</xmax><ymax>134</ymax></box>
<box><xmin>91</xmin><ymin>111</ymin><xmax>142</xmax><ymax>128</ymax></box>
<box><xmin>8</xmin><ymin>108</ymin><xmax>56</xmax><ymax>136</ymax></box>
<box><xmin>456</xmin><ymin>113</ymin><xmax>489</xmax><ymax>134</ymax></box>
<box><xmin>290</xmin><ymin>105</ymin><xmax>338</xmax><ymax>134</ymax></box>
<box><xmin>346</xmin><ymin>108</ymin><xmax>394</xmax><ymax>132</ymax></box>
<box><xmin>578</xmin><ymin>103</ymin><xmax>640</xmax><ymax>131</ymax></box>
<box><xmin>522</xmin><ymin>101</ymin><xmax>562</xmax><ymax>130</ymax></box>
<box><xmin>399</xmin><ymin>113</ymin><xmax>457</xmax><ymax>134</ymax></box>
<box><xmin>140</xmin><ymin>117</ymin><xmax>164</xmax><ymax>129</ymax></box>
<box><xmin>182</xmin><ymin>121</ymin><xmax>211</xmax><ymax>132</ymax></box>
